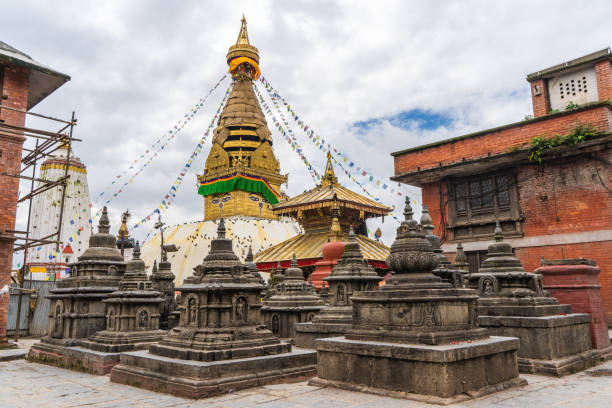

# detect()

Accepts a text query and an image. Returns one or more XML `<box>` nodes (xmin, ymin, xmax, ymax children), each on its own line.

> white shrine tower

<box><xmin>26</xmin><ymin>145</ymin><xmax>92</xmax><ymax>280</ymax></box>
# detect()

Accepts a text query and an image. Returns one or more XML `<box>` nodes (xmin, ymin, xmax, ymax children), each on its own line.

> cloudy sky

<box><xmin>4</xmin><ymin>0</ymin><xmax>611</xmax><ymax>263</ymax></box>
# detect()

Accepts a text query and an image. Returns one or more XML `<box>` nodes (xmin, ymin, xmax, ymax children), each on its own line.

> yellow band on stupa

<box><xmin>228</xmin><ymin>57</ymin><xmax>261</xmax><ymax>80</ymax></box>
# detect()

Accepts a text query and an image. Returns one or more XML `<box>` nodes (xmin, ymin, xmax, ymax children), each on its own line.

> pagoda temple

<box><xmin>255</xmin><ymin>152</ymin><xmax>392</xmax><ymax>273</ymax></box>
<box><xmin>141</xmin><ymin>17</ymin><xmax>301</xmax><ymax>284</ymax></box>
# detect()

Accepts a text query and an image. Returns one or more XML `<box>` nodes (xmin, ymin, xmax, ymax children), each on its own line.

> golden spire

<box><xmin>328</xmin><ymin>202</ymin><xmax>343</xmax><ymax>242</ymax></box>
<box><xmin>226</xmin><ymin>15</ymin><xmax>260</xmax><ymax>79</ymax></box>
<box><xmin>236</xmin><ymin>15</ymin><xmax>250</xmax><ymax>46</ymax></box>
<box><xmin>117</xmin><ymin>209</ymin><xmax>130</xmax><ymax>240</ymax></box>
<box><xmin>320</xmin><ymin>151</ymin><xmax>338</xmax><ymax>187</ymax></box>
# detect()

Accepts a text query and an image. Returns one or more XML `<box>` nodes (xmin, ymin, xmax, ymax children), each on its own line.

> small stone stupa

<box><xmin>149</xmin><ymin>250</ymin><xmax>176</xmax><ymax>330</ymax></box>
<box><xmin>110</xmin><ymin>219</ymin><xmax>316</xmax><ymax>398</ymax></box>
<box><xmin>28</xmin><ymin>207</ymin><xmax>126</xmax><ymax>367</ymax></box>
<box><xmin>295</xmin><ymin>227</ymin><xmax>381</xmax><ymax>348</ymax></box>
<box><xmin>453</xmin><ymin>242</ymin><xmax>470</xmax><ymax>272</ymax></box>
<box><xmin>421</xmin><ymin>205</ymin><xmax>466</xmax><ymax>288</ymax></box>
<box><xmin>468</xmin><ymin>222</ymin><xmax>599</xmax><ymax>376</ymax></box>
<box><xmin>71</xmin><ymin>242</ymin><xmax>166</xmax><ymax>373</ymax></box>
<box><xmin>310</xmin><ymin>199</ymin><xmax>525</xmax><ymax>404</ymax></box>
<box><xmin>261</xmin><ymin>254</ymin><xmax>324</xmax><ymax>339</ymax></box>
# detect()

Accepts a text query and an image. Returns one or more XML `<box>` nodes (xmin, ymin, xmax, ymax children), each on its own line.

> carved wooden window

<box><xmin>448</xmin><ymin>171</ymin><xmax>521</xmax><ymax>241</ymax></box>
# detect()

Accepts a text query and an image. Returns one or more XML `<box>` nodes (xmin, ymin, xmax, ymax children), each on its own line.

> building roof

<box><xmin>254</xmin><ymin>230</ymin><xmax>389</xmax><ymax>265</ymax></box>
<box><xmin>273</xmin><ymin>153</ymin><xmax>392</xmax><ymax>216</ymax></box>
<box><xmin>0</xmin><ymin>40</ymin><xmax>70</xmax><ymax>109</ymax></box>
<box><xmin>527</xmin><ymin>48</ymin><xmax>612</xmax><ymax>81</ymax></box>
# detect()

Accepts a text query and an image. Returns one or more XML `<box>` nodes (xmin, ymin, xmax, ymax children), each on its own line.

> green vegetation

<box><xmin>528</xmin><ymin>124</ymin><xmax>598</xmax><ymax>163</ymax></box>
<box><xmin>565</xmin><ymin>101</ymin><xmax>580</xmax><ymax>110</ymax></box>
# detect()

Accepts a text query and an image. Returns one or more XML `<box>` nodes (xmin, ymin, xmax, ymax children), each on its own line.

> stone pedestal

<box><xmin>310</xmin><ymin>199</ymin><xmax>524</xmax><ymax>402</ymax></box>
<box><xmin>110</xmin><ymin>219</ymin><xmax>316</xmax><ymax>398</ymax></box>
<box><xmin>262</xmin><ymin>255</ymin><xmax>324</xmax><ymax>339</ymax></box>
<box><xmin>535</xmin><ymin>258</ymin><xmax>612</xmax><ymax>360</ymax></box>
<box><xmin>295</xmin><ymin>228</ymin><xmax>381</xmax><ymax>348</ymax></box>
<box><xmin>29</xmin><ymin>207</ymin><xmax>126</xmax><ymax>371</ymax></box>
<box><xmin>310</xmin><ymin>241</ymin><xmax>344</xmax><ymax>290</ymax></box>
<box><xmin>467</xmin><ymin>223</ymin><xmax>600</xmax><ymax>376</ymax></box>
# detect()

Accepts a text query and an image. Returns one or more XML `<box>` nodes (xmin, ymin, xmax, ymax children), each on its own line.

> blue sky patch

<box><xmin>353</xmin><ymin>109</ymin><xmax>453</xmax><ymax>133</ymax></box>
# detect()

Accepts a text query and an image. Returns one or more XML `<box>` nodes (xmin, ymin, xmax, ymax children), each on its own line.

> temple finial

<box><xmin>321</xmin><ymin>151</ymin><xmax>338</xmax><ymax>186</ymax></box>
<box><xmin>152</xmin><ymin>259</ymin><xmax>158</xmax><ymax>274</ymax></box>
<box><xmin>348</xmin><ymin>226</ymin><xmax>355</xmax><ymax>242</ymax></box>
<box><xmin>329</xmin><ymin>203</ymin><xmax>343</xmax><ymax>242</ymax></box>
<box><xmin>403</xmin><ymin>197</ymin><xmax>413</xmax><ymax>221</ymax></box>
<box><xmin>98</xmin><ymin>206</ymin><xmax>110</xmax><ymax>234</ymax></box>
<box><xmin>291</xmin><ymin>254</ymin><xmax>298</xmax><ymax>267</ymax></box>
<box><xmin>217</xmin><ymin>218</ymin><xmax>226</xmax><ymax>239</ymax></box>
<box><xmin>420</xmin><ymin>205</ymin><xmax>434</xmax><ymax>235</ymax></box>
<box><xmin>236</xmin><ymin>15</ymin><xmax>250</xmax><ymax>45</ymax></box>
<box><xmin>246</xmin><ymin>246</ymin><xmax>254</xmax><ymax>262</ymax></box>
<box><xmin>494</xmin><ymin>221</ymin><xmax>504</xmax><ymax>242</ymax></box>
<box><xmin>133</xmin><ymin>241</ymin><xmax>141</xmax><ymax>259</ymax></box>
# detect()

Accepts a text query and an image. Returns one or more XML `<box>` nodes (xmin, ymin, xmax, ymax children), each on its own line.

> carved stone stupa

<box><xmin>468</xmin><ymin>222</ymin><xmax>599</xmax><ymax>376</ymax></box>
<box><xmin>149</xmin><ymin>251</ymin><xmax>176</xmax><ymax>329</ymax></box>
<box><xmin>310</xmin><ymin>199</ymin><xmax>525</xmax><ymax>404</ymax></box>
<box><xmin>29</xmin><ymin>207</ymin><xmax>126</xmax><ymax>368</ymax></box>
<box><xmin>110</xmin><ymin>219</ymin><xmax>316</xmax><ymax>398</ymax></box>
<box><xmin>261</xmin><ymin>254</ymin><xmax>324</xmax><ymax>339</ymax></box>
<box><xmin>295</xmin><ymin>227</ymin><xmax>381</xmax><ymax>348</ymax></box>
<box><xmin>77</xmin><ymin>242</ymin><xmax>165</xmax><ymax>359</ymax></box>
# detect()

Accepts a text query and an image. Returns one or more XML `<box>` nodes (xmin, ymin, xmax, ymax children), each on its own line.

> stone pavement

<box><xmin>1</xmin><ymin>358</ymin><xmax>612</xmax><ymax>408</ymax></box>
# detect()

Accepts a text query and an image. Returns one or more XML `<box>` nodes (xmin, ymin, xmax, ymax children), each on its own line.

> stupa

<box><xmin>110</xmin><ymin>219</ymin><xmax>316</xmax><ymax>398</ymax></box>
<box><xmin>66</xmin><ymin>242</ymin><xmax>166</xmax><ymax>374</ymax></box>
<box><xmin>310</xmin><ymin>199</ymin><xmax>525</xmax><ymax>404</ymax></box>
<box><xmin>295</xmin><ymin>227</ymin><xmax>381</xmax><ymax>348</ymax></box>
<box><xmin>467</xmin><ymin>221</ymin><xmax>599</xmax><ymax>376</ymax></box>
<box><xmin>149</xmin><ymin>250</ymin><xmax>177</xmax><ymax>329</ymax></box>
<box><xmin>140</xmin><ymin>16</ymin><xmax>301</xmax><ymax>285</ymax></box>
<box><xmin>453</xmin><ymin>242</ymin><xmax>470</xmax><ymax>272</ymax></box>
<box><xmin>255</xmin><ymin>152</ymin><xmax>391</xmax><ymax>281</ymax></box>
<box><xmin>421</xmin><ymin>206</ymin><xmax>466</xmax><ymax>288</ymax></box>
<box><xmin>261</xmin><ymin>254</ymin><xmax>324</xmax><ymax>339</ymax></box>
<box><xmin>28</xmin><ymin>207</ymin><xmax>126</xmax><ymax>368</ymax></box>
<box><xmin>26</xmin><ymin>144</ymin><xmax>92</xmax><ymax>279</ymax></box>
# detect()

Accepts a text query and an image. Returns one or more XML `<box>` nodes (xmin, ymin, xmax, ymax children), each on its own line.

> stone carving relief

<box><xmin>107</xmin><ymin>309</ymin><xmax>116</xmax><ymax>330</ymax></box>
<box><xmin>414</xmin><ymin>305</ymin><xmax>442</xmax><ymax>327</ymax></box>
<box><xmin>186</xmin><ymin>296</ymin><xmax>198</xmax><ymax>326</ymax></box>
<box><xmin>235</xmin><ymin>297</ymin><xmax>248</xmax><ymax>322</ymax></box>
<box><xmin>336</xmin><ymin>284</ymin><xmax>346</xmax><ymax>305</ymax></box>
<box><xmin>137</xmin><ymin>309</ymin><xmax>149</xmax><ymax>330</ymax></box>
<box><xmin>108</xmin><ymin>265</ymin><xmax>119</xmax><ymax>276</ymax></box>
<box><xmin>478</xmin><ymin>275</ymin><xmax>499</xmax><ymax>296</ymax></box>
<box><xmin>52</xmin><ymin>302</ymin><xmax>63</xmax><ymax>338</ymax></box>
<box><xmin>271</xmin><ymin>314</ymin><xmax>280</xmax><ymax>335</ymax></box>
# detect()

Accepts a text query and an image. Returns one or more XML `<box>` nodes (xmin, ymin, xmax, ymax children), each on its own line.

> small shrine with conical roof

<box><xmin>310</xmin><ymin>199</ymin><xmax>525</xmax><ymax>403</ymax></box>
<box><xmin>63</xmin><ymin>242</ymin><xmax>166</xmax><ymax>374</ymax></box>
<box><xmin>261</xmin><ymin>254</ymin><xmax>324</xmax><ymax>339</ymax></box>
<box><xmin>110</xmin><ymin>219</ymin><xmax>317</xmax><ymax>398</ymax></box>
<box><xmin>467</xmin><ymin>221</ymin><xmax>599</xmax><ymax>376</ymax></box>
<box><xmin>255</xmin><ymin>152</ymin><xmax>392</xmax><ymax>281</ymax></box>
<box><xmin>295</xmin><ymin>227</ymin><xmax>382</xmax><ymax>348</ymax></box>
<box><xmin>149</xmin><ymin>251</ymin><xmax>177</xmax><ymax>330</ymax></box>
<box><xmin>28</xmin><ymin>207</ymin><xmax>126</xmax><ymax>367</ymax></box>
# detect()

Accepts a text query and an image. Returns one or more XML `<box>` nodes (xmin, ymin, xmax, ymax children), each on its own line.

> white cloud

<box><xmin>6</xmin><ymin>0</ymin><xmax>611</xmax><ymax>264</ymax></box>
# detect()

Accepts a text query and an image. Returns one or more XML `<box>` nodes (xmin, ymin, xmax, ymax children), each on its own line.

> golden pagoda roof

<box><xmin>254</xmin><ymin>231</ymin><xmax>389</xmax><ymax>264</ymax></box>
<box><xmin>273</xmin><ymin>154</ymin><xmax>391</xmax><ymax>216</ymax></box>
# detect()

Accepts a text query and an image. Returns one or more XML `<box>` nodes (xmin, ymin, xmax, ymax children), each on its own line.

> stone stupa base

<box><xmin>29</xmin><ymin>341</ymin><xmax>118</xmax><ymax>375</ymax></box>
<box><xmin>28</xmin><ymin>331</ymin><xmax>166</xmax><ymax>375</ymax></box>
<box><xmin>310</xmin><ymin>336</ymin><xmax>526</xmax><ymax>405</ymax></box>
<box><xmin>480</xmin><ymin>313</ymin><xmax>600</xmax><ymax>376</ymax></box>
<box><xmin>294</xmin><ymin>322</ymin><xmax>350</xmax><ymax>349</ymax></box>
<box><xmin>110</xmin><ymin>347</ymin><xmax>317</xmax><ymax>398</ymax></box>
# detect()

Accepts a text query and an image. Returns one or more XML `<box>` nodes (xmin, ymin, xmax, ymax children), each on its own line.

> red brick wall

<box><xmin>0</xmin><ymin>65</ymin><xmax>29</xmax><ymax>339</ymax></box>
<box><xmin>595</xmin><ymin>60</ymin><xmax>612</xmax><ymax>102</ymax></box>
<box><xmin>394</xmin><ymin>105</ymin><xmax>612</xmax><ymax>176</ymax></box>
<box><xmin>529</xmin><ymin>78</ymin><xmax>549</xmax><ymax>118</ymax></box>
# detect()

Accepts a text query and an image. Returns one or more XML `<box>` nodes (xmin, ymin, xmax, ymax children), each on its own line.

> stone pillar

<box><xmin>536</xmin><ymin>258</ymin><xmax>612</xmax><ymax>360</ymax></box>
<box><xmin>310</xmin><ymin>240</ymin><xmax>344</xmax><ymax>290</ymax></box>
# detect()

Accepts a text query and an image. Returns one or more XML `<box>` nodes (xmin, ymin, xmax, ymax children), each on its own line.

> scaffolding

<box><xmin>0</xmin><ymin>105</ymin><xmax>80</xmax><ymax>341</ymax></box>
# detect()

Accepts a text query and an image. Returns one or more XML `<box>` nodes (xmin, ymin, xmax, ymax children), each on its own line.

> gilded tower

<box><xmin>197</xmin><ymin>17</ymin><xmax>287</xmax><ymax>221</ymax></box>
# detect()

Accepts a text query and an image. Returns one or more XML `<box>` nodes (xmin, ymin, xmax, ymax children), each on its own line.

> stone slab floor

<box><xmin>1</xmin><ymin>358</ymin><xmax>612</xmax><ymax>408</ymax></box>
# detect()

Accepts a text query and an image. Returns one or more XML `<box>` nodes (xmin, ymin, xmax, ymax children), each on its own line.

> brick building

<box><xmin>391</xmin><ymin>48</ymin><xmax>612</xmax><ymax>323</ymax></box>
<box><xmin>0</xmin><ymin>41</ymin><xmax>69</xmax><ymax>339</ymax></box>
